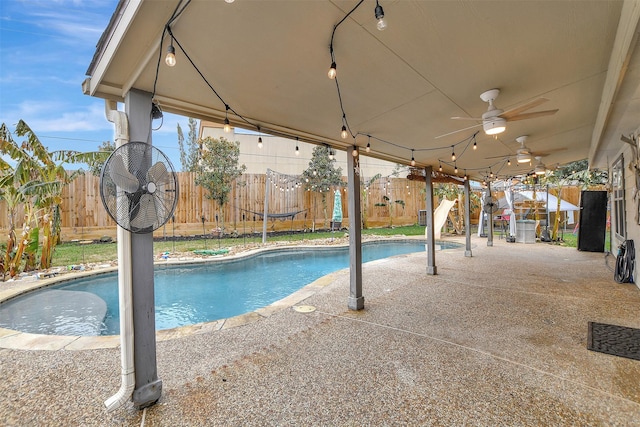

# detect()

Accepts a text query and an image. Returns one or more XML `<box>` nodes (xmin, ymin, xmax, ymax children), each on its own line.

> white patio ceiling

<box><xmin>84</xmin><ymin>0</ymin><xmax>640</xmax><ymax>180</ymax></box>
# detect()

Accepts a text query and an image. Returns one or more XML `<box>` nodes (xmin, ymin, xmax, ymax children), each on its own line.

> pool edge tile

<box><xmin>0</xmin><ymin>332</ymin><xmax>78</xmax><ymax>351</ymax></box>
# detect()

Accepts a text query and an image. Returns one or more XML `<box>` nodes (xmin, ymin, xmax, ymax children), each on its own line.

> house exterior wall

<box><xmin>609</xmin><ymin>128</ymin><xmax>640</xmax><ymax>288</ymax></box>
<box><xmin>200</xmin><ymin>121</ymin><xmax>400</xmax><ymax>177</ymax></box>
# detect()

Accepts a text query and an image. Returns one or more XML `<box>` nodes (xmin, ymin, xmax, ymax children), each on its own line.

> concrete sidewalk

<box><xmin>1</xmin><ymin>236</ymin><xmax>639</xmax><ymax>426</ymax></box>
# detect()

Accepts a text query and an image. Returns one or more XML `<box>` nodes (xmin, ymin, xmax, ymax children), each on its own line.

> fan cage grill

<box><xmin>100</xmin><ymin>141</ymin><xmax>178</xmax><ymax>233</ymax></box>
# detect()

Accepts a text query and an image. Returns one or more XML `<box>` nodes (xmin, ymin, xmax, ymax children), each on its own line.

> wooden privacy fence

<box><xmin>0</xmin><ymin>173</ymin><xmax>431</xmax><ymax>239</ymax></box>
<box><xmin>0</xmin><ymin>172</ymin><xmax>590</xmax><ymax>240</ymax></box>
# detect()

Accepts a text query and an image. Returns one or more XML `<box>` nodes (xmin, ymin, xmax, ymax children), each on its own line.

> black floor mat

<box><xmin>587</xmin><ymin>322</ymin><xmax>640</xmax><ymax>361</ymax></box>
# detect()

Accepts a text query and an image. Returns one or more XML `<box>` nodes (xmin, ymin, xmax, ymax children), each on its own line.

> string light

<box><xmin>438</xmin><ymin>161</ymin><xmax>443</xmax><ymax>172</ymax></box>
<box><xmin>295</xmin><ymin>145</ymin><xmax>300</xmax><ymax>156</ymax></box>
<box><xmin>464</xmin><ymin>170</ymin><xmax>468</xmax><ymax>181</ymax></box>
<box><xmin>341</xmin><ymin>125</ymin><xmax>348</xmax><ymax>139</ymax></box>
<box><xmin>454</xmin><ymin>163</ymin><xmax>458</xmax><ymax>174</ymax></box>
<box><xmin>366</xmin><ymin>138</ymin><xmax>371</xmax><ymax>152</ymax></box>
<box><xmin>328</xmin><ymin>62</ymin><xmax>337</xmax><ymax>79</ymax></box>
<box><xmin>410</xmin><ymin>149</ymin><xmax>416</xmax><ymax>167</ymax></box>
<box><xmin>165</xmin><ymin>42</ymin><xmax>176</xmax><ymax>67</ymax></box>
<box><xmin>451</xmin><ymin>146</ymin><xmax>456</xmax><ymax>161</ymax></box>
<box><xmin>489</xmin><ymin>168</ymin><xmax>494</xmax><ymax>178</ymax></box>
<box><xmin>352</xmin><ymin>146</ymin><xmax>358</xmax><ymax>157</ymax></box>
<box><xmin>473</xmin><ymin>140</ymin><xmax>477</xmax><ymax>150</ymax></box>
<box><xmin>223</xmin><ymin>104</ymin><xmax>231</xmax><ymax>133</ymax></box>
<box><xmin>374</xmin><ymin>0</ymin><xmax>387</xmax><ymax>31</ymax></box>
<box><xmin>257</xmin><ymin>126</ymin><xmax>263</xmax><ymax>148</ymax></box>
<box><xmin>507</xmin><ymin>158</ymin><xmax>511</xmax><ymax>166</ymax></box>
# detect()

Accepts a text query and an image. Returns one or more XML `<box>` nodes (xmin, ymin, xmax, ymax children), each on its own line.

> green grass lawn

<box><xmin>50</xmin><ymin>225</ymin><xmax>428</xmax><ymax>268</ymax></box>
<box><xmin>48</xmin><ymin>224</ymin><xmax>600</xmax><ymax>268</ymax></box>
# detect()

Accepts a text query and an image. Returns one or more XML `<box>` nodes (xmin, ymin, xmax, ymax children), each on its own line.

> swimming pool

<box><xmin>0</xmin><ymin>240</ymin><xmax>461</xmax><ymax>336</ymax></box>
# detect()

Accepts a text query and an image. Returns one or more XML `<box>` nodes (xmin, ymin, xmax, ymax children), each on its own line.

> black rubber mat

<box><xmin>587</xmin><ymin>322</ymin><xmax>640</xmax><ymax>361</ymax></box>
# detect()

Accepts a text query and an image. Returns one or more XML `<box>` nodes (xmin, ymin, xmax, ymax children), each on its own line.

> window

<box><xmin>612</xmin><ymin>155</ymin><xmax>625</xmax><ymax>240</ymax></box>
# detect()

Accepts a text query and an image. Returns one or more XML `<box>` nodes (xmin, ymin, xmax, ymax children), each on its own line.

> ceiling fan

<box><xmin>485</xmin><ymin>135</ymin><xmax>566</xmax><ymax>164</ymax></box>
<box><xmin>441</xmin><ymin>89</ymin><xmax>559</xmax><ymax>138</ymax></box>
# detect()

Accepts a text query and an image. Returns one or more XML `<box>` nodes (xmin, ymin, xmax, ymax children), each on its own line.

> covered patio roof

<box><xmin>83</xmin><ymin>0</ymin><xmax>640</xmax><ymax>180</ymax></box>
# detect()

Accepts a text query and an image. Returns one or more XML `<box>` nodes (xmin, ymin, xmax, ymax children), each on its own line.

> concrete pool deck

<box><xmin>1</xmin><ymin>235</ymin><xmax>639</xmax><ymax>425</ymax></box>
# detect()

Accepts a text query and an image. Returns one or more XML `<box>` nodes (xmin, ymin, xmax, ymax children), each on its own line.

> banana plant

<box><xmin>1</xmin><ymin>120</ymin><xmax>108</xmax><ymax>276</ymax></box>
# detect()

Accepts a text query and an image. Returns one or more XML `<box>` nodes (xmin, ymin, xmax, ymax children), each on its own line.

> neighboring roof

<box><xmin>83</xmin><ymin>0</ymin><xmax>640</xmax><ymax>179</ymax></box>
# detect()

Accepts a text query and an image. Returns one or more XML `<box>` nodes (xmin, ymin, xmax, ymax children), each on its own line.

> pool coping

<box><xmin>0</xmin><ymin>236</ymin><xmax>464</xmax><ymax>351</ymax></box>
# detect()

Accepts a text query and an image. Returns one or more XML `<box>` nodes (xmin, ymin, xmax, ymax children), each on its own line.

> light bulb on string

<box><xmin>451</xmin><ymin>146</ymin><xmax>456</xmax><ymax>161</ymax></box>
<box><xmin>438</xmin><ymin>162</ymin><xmax>443</xmax><ymax>172</ymax></box>
<box><xmin>473</xmin><ymin>140</ymin><xmax>477</xmax><ymax>150</ymax></box>
<box><xmin>374</xmin><ymin>0</ymin><xmax>387</xmax><ymax>31</ymax></box>
<box><xmin>490</xmin><ymin>169</ymin><xmax>494</xmax><ymax>179</ymax></box>
<box><xmin>328</xmin><ymin>62</ymin><xmax>337</xmax><ymax>79</ymax></box>
<box><xmin>165</xmin><ymin>42</ymin><xmax>176</xmax><ymax>67</ymax></box>
<box><xmin>410</xmin><ymin>149</ymin><xmax>416</xmax><ymax>167</ymax></box>
<box><xmin>223</xmin><ymin>105</ymin><xmax>231</xmax><ymax>133</ymax></box>
<box><xmin>352</xmin><ymin>146</ymin><xmax>358</xmax><ymax>157</ymax></box>
<box><xmin>507</xmin><ymin>158</ymin><xmax>511</xmax><ymax>166</ymax></box>
<box><xmin>454</xmin><ymin>163</ymin><xmax>458</xmax><ymax>174</ymax></box>
<box><xmin>341</xmin><ymin>125</ymin><xmax>348</xmax><ymax>139</ymax></box>
<box><xmin>366</xmin><ymin>139</ymin><xmax>371</xmax><ymax>153</ymax></box>
<box><xmin>464</xmin><ymin>170</ymin><xmax>468</xmax><ymax>181</ymax></box>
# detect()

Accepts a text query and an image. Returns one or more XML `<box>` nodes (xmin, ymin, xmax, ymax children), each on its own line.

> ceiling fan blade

<box><xmin>435</xmin><ymin>123</ymin><xmax>482</xmax><ymax>139</ymax></box>
<box><xmin>130</xmin><ymin>193</ymin><xmax>159</xmax><ymax>230</ymax></box>
<box><xmin>500</xmin><ymin>97</ymin><xmax>549</xmax><ymax>119</ymax></box>
<box><xmin>532</xmin><ymin>147</ymin><xmax>567</xmax><ymax>157</ymax></box>
<box><xmin>503</xmin><ymin>109</ymin><xmax>559</xmax><ymax>122</ymax></box>
<box><xmin>450</xmin><ymin>116</ymin><xmax>483</xmax><ymax>121</ymax></box>
<box><xmin>147</xmin><ymin>161</ymin><xmax>168</xmax><ymax>185</ymax></box>
<box><xmin>109</xmin><ymin>154</ymin><xmax>139</xmax><ymax>193</ymax></box>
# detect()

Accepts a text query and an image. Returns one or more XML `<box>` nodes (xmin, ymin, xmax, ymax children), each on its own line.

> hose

<box><xmin>614</xmin><ymin>240</ymin><xmax>635</xmax><ymax>283</ymax></box>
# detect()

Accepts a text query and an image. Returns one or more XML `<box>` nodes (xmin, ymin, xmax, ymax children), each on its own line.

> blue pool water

<box><xmin>0</xmin><ymin>240</ymin><xmax>461</xmax><ymax>336</ymax></box>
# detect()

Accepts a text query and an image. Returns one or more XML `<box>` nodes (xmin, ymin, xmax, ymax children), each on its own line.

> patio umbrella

<box><xmin>332</xmin><ymin>190</ymin><xmax>342</xmax><ymax>230</ymax></box>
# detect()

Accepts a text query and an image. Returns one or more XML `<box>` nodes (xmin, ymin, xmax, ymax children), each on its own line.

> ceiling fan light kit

<box><xmin>479</xmin><ymin>89</ymin><xmax>506</xmax><ymax>135</ymax></box>
<box><xmin>517</xmin><ymin>152</ymin><xmax>532</xmax><ymax>163</ymax></box>
<box><xmin>482</xmin><ymin>115</ymin><xmax>506</xmax><ymax>135</ymax></box>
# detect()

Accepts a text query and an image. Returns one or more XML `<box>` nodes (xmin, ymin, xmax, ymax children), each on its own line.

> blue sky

<box><xmin>0</xmin><ymin>0</ymin><xmax>185</xmax><ymax>168</ymax></box>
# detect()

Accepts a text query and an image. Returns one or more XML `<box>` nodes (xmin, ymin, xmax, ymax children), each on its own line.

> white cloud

<box><xmin>12</xmin><ymin>100</ymin><xmax>111</xmax><ymax>132</ymax></box>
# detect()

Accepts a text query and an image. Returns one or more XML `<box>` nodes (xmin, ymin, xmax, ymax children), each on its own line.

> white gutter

<box><xmin>103</xmin><ymin>100</ymin><xmax>135</xmax><ymax>412</ymax></box>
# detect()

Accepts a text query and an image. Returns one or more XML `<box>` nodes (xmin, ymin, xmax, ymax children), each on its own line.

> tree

<box><xmin>194</xmin><ymin>136</ymin><xmax>246</xmax><ymax>234</ymax></box>
<box><xmin>0</xmin><ymin>121</ymin><xmax>105</xmax><ymax>277</ymax></box>
<box><xmin>301</xmin><ymin>146</ymin><xmax>343</xmax><ymax>230</ymax></box>
<box><xmin>177</xmin><ymin>117</ymin><xmax>200</xmax><ymax>172</ymax></box>
<box><xmin>87</xmin><ymin>140</ymin><xmax>115</xmax><ymax>176</ymax></box>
